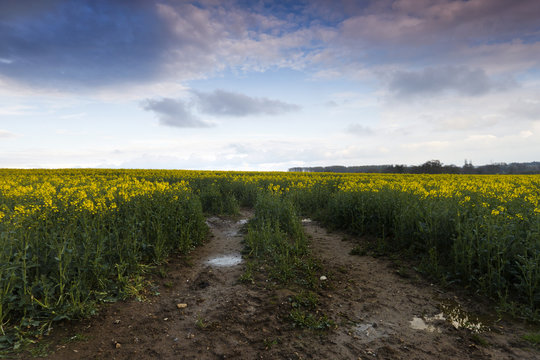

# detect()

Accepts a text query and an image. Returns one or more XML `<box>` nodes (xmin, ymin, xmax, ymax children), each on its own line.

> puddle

<box><xmin>205</xmin><ymin>216</ymin><xmax>221</xmax><ymax>227</ymax></box>
<box><xmin>409</xmin><ymin>316</ymin><xmax>442</xmax><ymax>333</ymax></box>
<box><xmin>439</xmin><ymin>300</ymin><xmax>490</xmax><ymax>333</ymax></box>
<box><xmin>225</xmin><ymin>218</ymin><xmax>249</xmax><ymax>236</ymax></box>
<box><xmin>354</xmin><ymin>322</ymin><xmax>390</xmax><ymax>343</ymax></box>
<box><xmin>206</xmin><ymin>254</ymin><xmax>243</xmax><ymax>267</ymax></box>
<box><xmin>410</xmin><ymin>301</ymin><xmax>490</xmax><ymax>334</ymax></box>
<box><xmin>226</xmin><ymin>229</ymin><xmax>240</xmax><ymax>237</ymax></box>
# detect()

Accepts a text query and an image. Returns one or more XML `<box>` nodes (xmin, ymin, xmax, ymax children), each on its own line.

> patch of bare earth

<box><xmin>20</xmin><ymin>213</ymin><xmax>539</xmax><ymax>359</ymax></box>
<box><xmin>302</xmin><ymin>219</ymin><xmax>540</xmax><ymax>360</ymax></box>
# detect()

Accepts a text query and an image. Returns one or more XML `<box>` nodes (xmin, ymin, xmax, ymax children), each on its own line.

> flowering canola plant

<box><xmin>0</xmin><ymin>169</ymin><xmax>539</xmax><ymax>347</ymax></box>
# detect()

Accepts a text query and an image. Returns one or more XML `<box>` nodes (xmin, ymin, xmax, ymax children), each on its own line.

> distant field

<box><xmin>1</xmin><ymin>169</ymin><xmax>539</xmax><ymax>348</ymax></box>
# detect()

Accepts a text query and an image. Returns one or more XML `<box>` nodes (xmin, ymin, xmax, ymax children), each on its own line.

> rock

<box><xmin>177</xmin><ymin>303</ymin><xmax>188</xmax><ymax>309</ymax></box>
<box><xmin>320</xmin><ymin>275</ymin><xmax>327</xmax><ymax>281</ymax></box>
<box><xmin>115</xmin><ymin>342</ymin><xmax>121</xmax><ymax>349</ymax></box>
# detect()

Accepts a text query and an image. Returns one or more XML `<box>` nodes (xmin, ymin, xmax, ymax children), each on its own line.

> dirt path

<box><xmin>302</xmin><ymin>219</ymin><xmax>539</xmax><ymax>359</ymax></box>
<box><xmin>24</xmin><ymin>214</ymin><xmax>539</xmax><ymax>359</ymax></box>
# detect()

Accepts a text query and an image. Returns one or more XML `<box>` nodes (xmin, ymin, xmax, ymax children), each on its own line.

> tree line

<box><xmin>289</xmin><ymin>160</ymin><xmax>540</xmax><ymax>175</ymax></box>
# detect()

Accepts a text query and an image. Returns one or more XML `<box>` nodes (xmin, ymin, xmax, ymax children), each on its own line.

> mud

<box><xmin>20</xmin><ymin>213</ymin><xmax>539</xmax><ymax>359</ymax></box>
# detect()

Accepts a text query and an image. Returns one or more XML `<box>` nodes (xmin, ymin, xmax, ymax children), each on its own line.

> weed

<box><xmin>350</xmin><ymin>245</ymin><xmax>367</xmax><ymax>256</ymax></box>
<box><xmin>470</xmin><ymin>333</ymin><xmax>489</xmax><ymax>347</ymax></box>
<box><xmin>522</xmin><ymin>332</ymin><xmax>540</xmax><ymax>346</ymax></box>
<box><xmin>65</xmin><ymin>333</ymin><xmax>88</xmax><ymax>343</ymax></box>
<box><xmin>289</xmin><ymin>309</ymin><xmax>334</xmax><ymax>330</ymax></box>
<box><xmin>263</xmin><ymin>337</ymin><xmax>279</xmax><ymax>350</ymax></box>
<box><xmin>195</xmin><ymin>314</ymin><xmax>208</xmax><ymax>329</ymax></box>
<box><xmin>395</xmin><ymin>266</ymin><xmax>411</xmax><ymax>279</ymax></box>
<box><xmin>239</xmin><ymin>261</ymin><xmax>255</xmax><ymax>284</ymax></box>
<box><xmin>290</xmin><ymin>291</ymin><xmax>319</xmax><ymax>310</ymax></box>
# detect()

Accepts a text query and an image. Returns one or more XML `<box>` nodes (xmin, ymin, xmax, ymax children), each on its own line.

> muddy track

<box><xmin>302</xmin><ymin>220</ymin><xmax>539</xmax><ymax>359</ymax></box>
<box><xmin>23</xmin><ymin>213</ymin><xmax>540</xmax><ymax>359</ymax></box>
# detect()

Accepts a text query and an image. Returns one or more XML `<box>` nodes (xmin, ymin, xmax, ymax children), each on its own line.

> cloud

<box><xmin>325</xmin><ymin>100</ymin><xmax>338</xmax><ymax>107</ymax></box>
<box><xmin>387</xmin><ymin>66</ymin><xmax>510</xmax><ymax>98</ymax></box>
<box><xmin>142</xmin><ymin>98</ymin><xmax>212</xmax><ymax>128</ymax></box>
<box><xmin>2</xmin><ymin>0</ymin><xmax>537</xmax><ymax>94</ymax></box>
<box><xmin>321</xmin><ymin>1</ymin><xmax>540</xmax><ymax>80</ymax></box>
<box><xmin>505</xmin><ymin>99</ymin><xmax>540</xmax><ymax>121</ymax></box>
<box><xmin>0</xmin><ymin>1</ymin><xmax>168</xmax><ymax>89</ymax></box>
<box><xmin>453</xmin><ymin>40</ymin><xmax>540</xmax><ymax>75</ymax></box>
<box><xmin>340</xmin><ymin>0</ymin><xmax>540</xmax><ymax>47</ymax></box>
<box><xmin>0</xmin><ymin>0</ymin><xmax>62</xmax><ymax>20</ymax></box>
<box><xmin>0</xmin><ymin>105</ymin><xmax>36</xmax><ymax>116</ymax></box>
<box><xmin>143</xmin><ymin>89</ymin><xmax>301</xmax><ymax>127</ymax></box>
<box><xmin>194</xmin><ymin>89</ymin><xmax>301</xmax><ymax>116</ymax></box>
<box><xmin>0</xmin><ymin>129</ymin><xmax>16</xmax><ymax>138</ymax></box>
<box><xmin>346</xmin><ymin>123</ymin><xmax>373</xmax><ymax>136</ymax></box>
<box><xmin>402</xmin><ymin>140</ymin><xmax>452</xmax><ymax>151</ymax></box>
<box><xmin>0</xmin><ymin>0</ymin><xmax>330</xmax><ymax>91</ymax></box>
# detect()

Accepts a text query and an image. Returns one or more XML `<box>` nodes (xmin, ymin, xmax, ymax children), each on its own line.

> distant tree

<box><xmin>462</xmin><ymin>159</ymin><xmax>475</xmax><ymax>174</ymax></box>
<box><xmin>419</xmin><ymin>160</ymin><xmax>443</xmax><ymax>174</ymax></box>
<box><xmin>443</xmin><ymin>164</ymin><xmax>460</xmax><ymax>174</ymax></box>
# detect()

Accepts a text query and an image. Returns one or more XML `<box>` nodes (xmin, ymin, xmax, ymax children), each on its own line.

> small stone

<box><xmin>114</xmin><ymin>319</ymin><xmax>121</xmax><ymax>324</ymax></box>
<box><xmin>320</xmin><ymin>275</ymin><xmax>327</xmax><ymax>281</ymax></box>
<box><xmin>163</xmin><ymin>317</ymin><xmax>168</xmax><ymax>321</ymax></box>
<box><xmin>177</xmin><ymin>303</ymin><xmax>188</xmax><ymax>309</ymax></box>
<box><xmin>115</xmin><ymin>342</ymin><xmax>122</xmax><ymax>349</ymax></box>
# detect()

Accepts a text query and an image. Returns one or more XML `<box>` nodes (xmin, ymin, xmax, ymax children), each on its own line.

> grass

<box><xmin>289</xmin><ymin>309</ymin><xmax>334</xmax><ymax>330</ymax></box>
<box><xmin>195</xmin><ymin>314</ymin><xmax>209</xmax><ymax>330</ymax></box>
<box><xmin>349</xmin><ymin>244</ymin><xmax>368</xmax><ymax>256</ymax></box>
<box><xmin>241</xmin><ymin>193</ymin><xmax>332</xmax><ymax>331</ymax></box>
<box><xmin>290</xmin><ymin>291</ymin><xmax>319</xmax><ymax>310</ymax></box>
<box><xmin>263</xmin><ymin>337</ymin><xmax>279</xmax><ymax>350</ymax></box>
<box><xmin>470</xmin><ymin>333</ymin><xmax>489</xmax><ymax>347</ymax></box>
<box><xmin>523</xmin><ymin>332</ymin><xmax>540</xmax><ymax>346</ymax></box>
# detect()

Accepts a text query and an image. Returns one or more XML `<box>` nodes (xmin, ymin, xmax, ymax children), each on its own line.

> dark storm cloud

<box><xmin>0</xmin><ymin>0</ymin><xmax>63</xmax><ymax>20</ymax></box>
<box><xmin>0</xmin><ymin>0</ymin><xmax>168</xmax><ymax>88</ymax></box>
<box><xmin>0</xmin><ymin>0</ymin><xmax>324</xmax><ymax>90</ymax></box>
<box><xmin>193</xmin><ymin>89</ymin><xmax>301</xmax><ymax>116</ymax></box>
<box><xmin>142</xmin><ymin>98</ymin><xmax>212</xmax><ymax>128</ymax></box>
<box><xmin>388</xmin><ymin>66</ymin><xmax>508</xmax><ymax>98</ymax></box>
<box><xmin>1</xmin><ymin>0</ymin><xmax>539</xmax><ymax>91</ymax></box>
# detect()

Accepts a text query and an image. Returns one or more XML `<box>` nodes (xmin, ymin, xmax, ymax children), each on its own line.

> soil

<box><xmin>18</xmin><ymin>210</ymin><xmax>540</xmax><ymax>359</ymax></box>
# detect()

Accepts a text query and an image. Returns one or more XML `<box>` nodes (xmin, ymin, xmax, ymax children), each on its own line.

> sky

<box><xmin>1</xmin><ymin>0</ymin><xmax>539</xmax><ymax>171</ymax></box>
